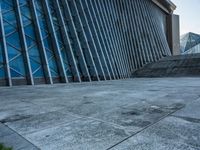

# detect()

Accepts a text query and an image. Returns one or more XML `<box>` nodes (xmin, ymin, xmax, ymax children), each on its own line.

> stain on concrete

<box><xmin>0</xmin><ymin>115</ymin><xmax>32</xmax><ymax>124</ymax></box>
<box><xmin>165</xmin><ymin>103</ymin><xmax>185</xmax><ymax>111</ymax></box>
<box><xmin>121</xmin><ymin>110</ymin><xmax>140</xmax><ymax>116</ymax></box>
<box><xmin>173</xmin><ymin>116</ymin><xmax>200</xmax><ymax>124</ymax></box>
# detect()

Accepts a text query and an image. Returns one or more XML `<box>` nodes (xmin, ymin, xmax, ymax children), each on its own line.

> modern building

<box><xmin>180</xmin><ymin>32</ymin><xmax>200</xmax><ymax>55</ymax></box>
<box><xmin>0</xmin><ymin>0</ymin><xmax>178</xmax><ymax>86</ymax></box>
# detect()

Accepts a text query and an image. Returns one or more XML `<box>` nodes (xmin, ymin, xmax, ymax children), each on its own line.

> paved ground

<box><xmin>0</xmin><ymin>78</ymin><xmax>200</xmax><ymax>150</ymax></box>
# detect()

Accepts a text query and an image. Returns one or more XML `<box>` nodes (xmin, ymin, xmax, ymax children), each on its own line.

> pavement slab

<box><xmin>0</xmin><ymin>78</ymin><xmax>200</xmax><ymax>150</ymax></box>
<box><xmin>111</xmin><ymin>116</ymin><xmax>200</xmax><ymax>150</ymax></box>
<box><xmin>23</xmin><ymin>118</ymin><xmax>131</xmax><ymax>150</ymax></box>
<box><xmin>173</xmin><ymin>98</ymin><xmax>200</xmax><ymax>120</ymax></box>
<box><xmin>0</xmin><ymin>123</ymin><xmax>39</xmax><ymax>150</ymax></box>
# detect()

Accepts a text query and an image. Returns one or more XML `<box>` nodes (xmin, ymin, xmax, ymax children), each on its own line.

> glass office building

<box><xmin>0</xmin><ymin>0</ymin><xmax>177</xmax><ymax>86</ymax></box>
<box><xmin>181</xmin><ymin>32</ymin><xmax>200</xmax><ymax>55</ymax></box>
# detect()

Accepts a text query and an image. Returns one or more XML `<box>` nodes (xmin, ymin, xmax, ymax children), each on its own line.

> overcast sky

<box><xmin>171</xmin><ymin>0</ymin><xmax>200</xmax><ymax>35</ymax></box>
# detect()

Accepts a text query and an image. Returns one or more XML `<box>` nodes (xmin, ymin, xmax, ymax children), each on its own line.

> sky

<box><xmin>171</xmin><ymin>0</ymin><xmax>200</xmax><ymax>36</ymax></box>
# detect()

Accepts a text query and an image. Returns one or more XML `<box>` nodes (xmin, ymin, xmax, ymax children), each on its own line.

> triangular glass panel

<box><xmin>21</xmin><ymin>15</ymin><xmax>31</xmax><ymax>26</ymax></box>
<box><xmin>66</xmin><ymin>68</ymin><xmax>72</xmax><ymax>77</ymax></box>
<box><xmin>30</xmin><ymin>59</ymin><xmax>40</xmax><ymax>73</ymax></box>
<box><xmin>50</xmin><ymin>69</ymin><xmax>58</xmax><ymax>77</ymax></box>
<box><xmin>10</xmin><ymin>68</ymin><xmax>23</xmax><ymax>77</ymax></box>
<box><xmin>45</xmin><ymin>49</ymin><xmax>53</xmax><ymax>60</ymax></box>
<box><xmin>54</xmin><ymin>23</ymin><xmax>59</xmax><ymax>32</ymax></box>
<box><xmin>7</xmin><ymin>45</ymin><xmax>21</xmax><ymax>60</ymax></box>
<box><xmin>1</xmin><ymin>0</ymin><xmax>13</xmax><ymax>13</ymax></box>
<box><xmin>25</xmin><ymin>35</ymin><xmax>36</xmax><ymax>48</ymax></box>
<box><xmin>48</xmin><ymin>58</ymin><xmax>56</xmax><ymax>69</ymax></box>
<box><xmin>56</xmin><ymin>32</ymin><xmax>63</xmax><ymax>44</ymax></box>
<box><xmin>28</xmin><ymin>46</ymin><xmax>40</xmax><ymax>58</ymax></box>
<box><xmin>40</xmin><ymin>29</ymin><xmax>48</xmax><ymax>38</ymax></box>
<box><xmin>19</xmin><ymin>0</ymin><xmax>27</xmax><ymax>6</ymax></box>
<box><xmin>3</xmin><ymin>11</ymin><xmax>17</xmax><ymax>25</ymax></box>
<box><xmin>21</xmin><ymin>5</ymin><xmax>31</xmax><ymax>19</ymax></box>
<box><xmin>24</xmin><ymin>25</ymin><xmax>36</xmax><ymax>40</ymax></box>
<box><xmin>33</xmin><ymin>67</ymin><xmax>44</xmax><ymax>78</ymax></box>
<box><xmin>38</xmin><ymin>17</ymin><xmax>48</xmax><ymax>32</ymax></box>
<box><xmin>35</xmin><ymin>0</ymin><xmax>43</xmax><ymax>12</ymax></box>
<box><xmin>9</xmin><ymin>56</ymin><xmax>25</xmax><ymax>76</ymax></box>
<box><xmin>43</xmin><ymin>38</ymin><xmax>52</xmax><ymax>51</ymax></box>
<box><xmin>3</xmin><ymin>21</ymin><xmax>16</xmax><ymax>35</ymax></box>
<box><xmin>7</xmin><ymin>32</ymin><xmax>21</xmax><ymax>50</ymax></box>
<box><xmin>36</xmin><ymin>9</ymin><xmax>43</xmax><ymax>17</ymax></box>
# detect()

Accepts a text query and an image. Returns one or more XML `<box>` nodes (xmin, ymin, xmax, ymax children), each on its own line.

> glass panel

<box><xmin>20</xmin><ymin>1</ymin><xmax>45</xmax><ymax>78</ymax></box>
<box><xmin>2</xmin><ymin>0</ymin><xmax>26</xmax><ymax>78</ymax></box>
<box><xmin>30</xmin><ymin>59</ymin><xmax>40</xmax><ymax>73</ymax></box>
<box><xmin>1</xmin><ymin>0</ymin><xmax>13</xmax><ymax>12</ymax></box>
<box><xmin>24</xmin><ymin>25</ymin><xmax>36</xmax><ymax>40</ymax></box>
<box><xmin>3</xmin><ymin>21</ymin><xmax>16</xmax><ymax>35</ymax></box>
<box><xmin>10</xmin><ymin>69</ymin><xmax>22</xmax><ymax>77</ymax></box>
<box><xmin>0</xmin><ymin>43</ymin><xmax>4</xmax><ymax>63</ymax></box>
<box><xmin>181</xmin><ymin>33</ymin><xmax>200</xmax><ymax>54</ymax></box>
<box><xmin>33</xmin><ymin>67</ymin><xmax>44</xmax><ymax>77</ymax></box>
<box><xmin>19</xmin><ymin>0</ymin><xmax>27</xmax><ymax>6</ymax></box>
<box><xmin>9</xmin><ymin>56</ymin><xmax>25</xmax><ymax>77</ymax></box>
<box><xmin>7</xmin><ymin>45</ymin><xmax>20</xmax><ymax>60</ymax></box>
<box><xmin>25</xmin><ymin>36</ymin><xmax>36</xmax><ymax>48</ymax></box>
<box><xmin>21</xmin><ymin>15</ymin><xmax>31</xmax><ymax>26</ymax></box>
<box><xmin>3</xmin><ymin>11</ymin><xmax>17</xmax><ymax>25</ymax></box>
<box><xmin>0</xmin><ymin>68</ymin><xmax>5</xmax><ymax>78</ymax></box>
<box><xmin>35</xmin><ymin>0</ymin><xmax>59</xmax><ymax>78</ymax></box>
<box><xmin>0</xmin><ymin>42</ymin><xmax>5</xmax><ymax>78</ymax></box>
<box><xmin>47</xmin><ymin>0</ymin><xmax>73</xmax><ymax>77</ymax></box>
<box><xmin>6</xmin><ymin>32</ymin><xmax>21</xmax><ymax>50</ymax></box>
<box><xmin>29</xmin><ymin>46</ymin><xmax>40</xmax><ymax>58</ymax></box>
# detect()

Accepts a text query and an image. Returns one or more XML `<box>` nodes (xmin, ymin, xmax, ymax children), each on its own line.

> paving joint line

<box><xmin>106</xmin><ymin>105</ymin><xmax>186</xmax><ymax>150</ymax></box>
<box><xmin>0</xmin><ymin>123</ymin><xmax>41</xmax><ymax>150</ymax></box>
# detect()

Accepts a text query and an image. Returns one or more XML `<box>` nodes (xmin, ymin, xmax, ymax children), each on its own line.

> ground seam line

<box><xmin>2</xmin><ymin>123</ymin><xmax>41</xmax><ymax>150</ymax></box>
<box><xmin>106</xmin><ymin>105</ymin><xmax>185</xmax><ymax>150</ymax></box>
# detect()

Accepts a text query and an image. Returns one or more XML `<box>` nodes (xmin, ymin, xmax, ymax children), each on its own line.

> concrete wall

<box><xmin>167</xmin><ymin>14</ymin><xmax>181</xmax><ymax>55</ymax></box>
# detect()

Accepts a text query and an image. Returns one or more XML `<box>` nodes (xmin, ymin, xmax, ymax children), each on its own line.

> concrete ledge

<box><xmin>133</xmin><ymin>55</ymin><xmax>200</xmax><ymax>77</ymax></box>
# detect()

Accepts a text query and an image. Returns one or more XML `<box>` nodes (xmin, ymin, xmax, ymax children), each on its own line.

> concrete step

<box><xmin>132</xmin><ymin>54</ymin><xmax>200</xmax><ymax>77</ymax></box>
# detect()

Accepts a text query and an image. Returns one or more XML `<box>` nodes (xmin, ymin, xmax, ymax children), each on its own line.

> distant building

<box><xmin>0</xmin><ymin>0</ymin><xmax>178</xmax><ymax>86</ymax></box>
<box><xmin>180</xmin><ymin>32</ymin><xmax>200</xmax><ymax>54</ymax></box>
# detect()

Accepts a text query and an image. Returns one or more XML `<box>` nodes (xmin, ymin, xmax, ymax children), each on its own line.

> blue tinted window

<box><xmin>0</xmin><ymin>68</ymin><xmax>5</xmax><ymax>78</ymax></box>
<box><xmin>3</xmin><ymin>21</ymin><xmax>16</xmax><ymax>35</ymax></box>
<box><xmin>6</xmin><ymin>32</ymin><xmax>21</xmax><ymax>49</ymax></box>
<box><xmin>7</xmin><ymin>45</ymin><xmax>20</xmax><ymax>60</ymax></box>
<box><xmin>9</xmin><ymin>56</ymin><xmax>25</xmax><ymax>77</ymax></box>
<box><xmin>20</xmin><ymin>1</ymin><xmax>45</xmax><ymax>78</ymax></box>
<box><xmin>2</xmin><ymin>0</ymin><xmax>26</xmax><ymax>78</ymax></box>
<box><xmin>0</xmin><ymin>42</ymin><xmax>5</xmax><ymax>78</ymax></box>
<box><xmin>33</xmin><ymin>68</ymin><xmax>44</xmax><ymax>77</ymax></box>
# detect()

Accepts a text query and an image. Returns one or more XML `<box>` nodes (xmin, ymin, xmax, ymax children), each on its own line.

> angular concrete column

<box><xmin>167</xmin><ymin>14</ymin><xmax>180</xmax><ymax>56</ymax></box>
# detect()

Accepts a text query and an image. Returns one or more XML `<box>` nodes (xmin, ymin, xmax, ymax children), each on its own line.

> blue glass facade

<box><xmin>0</xmin><ymin>0</ymin><xmax>173</xmax><ymax>86</ymax></box>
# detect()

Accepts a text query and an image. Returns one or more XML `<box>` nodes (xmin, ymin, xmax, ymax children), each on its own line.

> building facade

<box><xmin>180</xmin><ymin>32</ymin><xmax>200</xmax><ymax>55</ymax></box>
<box><xmin>0</xmin><ymin>0</ymin><xmax>177</xmax><ymax>86</ymax></box>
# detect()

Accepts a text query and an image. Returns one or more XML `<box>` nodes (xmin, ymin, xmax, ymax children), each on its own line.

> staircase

<box><xmin>132</xmin><ymin>54</ymin><xmax>200</xmax><ymax>77</ymax></box>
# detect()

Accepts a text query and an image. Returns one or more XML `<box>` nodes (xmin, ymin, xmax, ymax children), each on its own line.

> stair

<box><xmin>132</xmin><ymin>54</ymin><xmax>200</xmax><ymax>77</ymax></box>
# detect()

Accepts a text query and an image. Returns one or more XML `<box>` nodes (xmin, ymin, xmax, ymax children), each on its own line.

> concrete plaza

<box><xmin>0</xmin><ymin>78</ymin><xmax>200</xmax><ymax>150</ymax></box>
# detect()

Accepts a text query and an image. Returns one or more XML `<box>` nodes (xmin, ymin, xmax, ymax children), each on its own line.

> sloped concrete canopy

<box><xmin>152</xmin><ymin>0</ymin><xmax>176</xmax><ymax>14</ymax></box>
